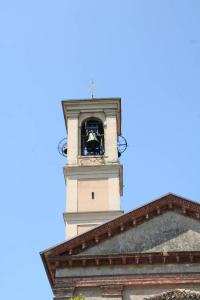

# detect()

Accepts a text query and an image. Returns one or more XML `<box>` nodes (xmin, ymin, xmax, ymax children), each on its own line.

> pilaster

<box><xmin>105</xmin><ymin>112</ymin><xmax>118</xmax><ymax>163</ymax></box>
<box><xmin>67</xmin><ymin>114</ymin><xmax>79</xmax><ymax>165</ymax></box>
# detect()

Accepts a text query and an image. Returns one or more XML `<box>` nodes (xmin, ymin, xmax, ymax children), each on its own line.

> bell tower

<box><xmin>62</xmin><ymin>98</ymin><xmax>124</xmax><ymax>239</ymax></box>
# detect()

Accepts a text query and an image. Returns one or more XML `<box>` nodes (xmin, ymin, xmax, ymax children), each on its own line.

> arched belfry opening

<box><xmin>81</xmin><ymin>118</ymin><xmax>104</xmax><ymax>156</ymax></box>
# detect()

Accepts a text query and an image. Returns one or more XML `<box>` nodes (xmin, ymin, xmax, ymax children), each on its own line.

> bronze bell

<box><xmin>86</xmin><ymin>131</ymin><xmax>99</xmax><ymax>152</ymax></box>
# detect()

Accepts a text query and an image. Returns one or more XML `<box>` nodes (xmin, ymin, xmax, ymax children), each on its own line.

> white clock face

<box><xmin>118</xmin><ymin>135</ymin><xmax>127</xmax><ymax>156</ymax></box>
<box><xmin>58</xmin><ymin>137</ymin><xmax>68</xmax><ymax>157</ymax></box>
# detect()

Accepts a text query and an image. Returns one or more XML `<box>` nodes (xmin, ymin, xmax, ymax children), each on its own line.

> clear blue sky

<box><xmin>0</xmin><ymin>1</ymin><xmax>200</xmax><ymax>299</ymax></box>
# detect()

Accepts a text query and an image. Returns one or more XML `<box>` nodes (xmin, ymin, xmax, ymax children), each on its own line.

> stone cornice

<box><xmin>49</xmin><ymin>251</ymin><xmax>200</xmax><ymax>268</ymax></box>
<box><xmin>63</xmin><ymin>163</ymin><xmax>122</xmax><ymax>176</ymax></box>
<box><xmin>54</xmin><ymin>273</ymin><xmax>200</xmax><ymax>293</ymax></box>
<box><xmin>62</xmin><ymin>98</ymin><xmax>121</xmax><ymax>135</ymax></box>
<box><xmin>43</xmin><ymin>251</ymin><xmax>200</xmax><ymax>287</ymax></box>
<box><xmin>63</xmin><ymin>210</ymin><xmax>124</xmax><ymax>223</ymax></box>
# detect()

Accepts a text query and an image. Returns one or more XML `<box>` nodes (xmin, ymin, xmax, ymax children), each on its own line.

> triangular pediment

<box><xmin>42</xmin><ymin>193</ymin><xmax>200</xmax><ymax>257</ymax></box>
<box><xmin>75</xmin><ymin>211</ymin><xmax>200</xmax><ymax>256</ymax></box>
<box><xmin>41</xmin><ymin>193</ymin><xmax>200</xmax><ymax>285</ymax></box>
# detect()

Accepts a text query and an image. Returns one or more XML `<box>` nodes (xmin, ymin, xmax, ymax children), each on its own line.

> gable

<box><xmin>76</xmin><ymin>211</ymin><xmax>200</xmax><ymax>256</ymax></box>
<box><xmin>41</xmin><ymin>193</ymin><xmax>200</xmax><ymax>286</ymax></box>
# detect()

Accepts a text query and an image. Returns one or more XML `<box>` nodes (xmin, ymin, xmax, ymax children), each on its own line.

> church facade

<box><xmin>41</xmin><ymin>98</ymin><xmax>200</xmax><ymax>300</ymax></box>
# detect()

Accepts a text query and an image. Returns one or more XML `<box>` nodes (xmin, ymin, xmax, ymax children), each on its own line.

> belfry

<box><xmin>41</xmin><ymin>97</ymin><xmax>200</xmax><ymax>300</ymax></box>
<box><xmin>61</xmin><ymin>98</ymin><xmax>124</xmax><ymax>239</ymax></box>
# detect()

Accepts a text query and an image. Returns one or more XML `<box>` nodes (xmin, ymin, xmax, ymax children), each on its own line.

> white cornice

<box><xmin>63</xmin><ymin>210</ymin><xmax>124</xmax><ymax>224</ymax></box>
<box><xmin>63</xmin><ymin>164</ymin><xmax>123</xmax><ymax>196</ymax></box>
<box><xmin>62</xmin><ymin>98</ymin><xmax>121</xmax><ymax>135</ymax></box>
<box><xmin>63</xmin><ymin>163</ymin><xmax>122</xmax><ymax>175</ymax></box>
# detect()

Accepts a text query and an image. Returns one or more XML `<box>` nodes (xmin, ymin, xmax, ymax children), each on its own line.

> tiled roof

<box><xmin>40</xmin><ymin>193</ymin><xmax>200</xmax><ymax>286</ymax></box>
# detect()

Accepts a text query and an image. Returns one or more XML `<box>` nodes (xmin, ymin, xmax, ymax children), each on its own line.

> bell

<box><xmin>86</xmin><ymin>131</ymin><xmax>99</xmax><ymax>152</ymax></box>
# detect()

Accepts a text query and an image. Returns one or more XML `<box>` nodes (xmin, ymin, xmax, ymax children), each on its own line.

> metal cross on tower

<box><xmin>89</xmin><ymin>80</ymin><xmax>96</xmax><ymax>99</ymax></box>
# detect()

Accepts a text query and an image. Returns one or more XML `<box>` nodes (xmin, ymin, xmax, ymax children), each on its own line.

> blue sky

<box><xmin>0</xmin><ymin>1</ymin><xmax>200</xmax><ymax>299</ymax></box>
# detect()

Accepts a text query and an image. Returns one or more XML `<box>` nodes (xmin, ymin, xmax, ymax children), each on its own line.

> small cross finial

<box><xmin>89</xmin><ymin>81</ymin><xmax>96</xmax><ymax>99</ymax></box>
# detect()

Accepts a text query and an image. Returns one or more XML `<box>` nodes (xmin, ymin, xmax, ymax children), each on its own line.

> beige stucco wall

<box><xmin>108</xmin><ymin>175</ymin><xmax>120</xmax><ymax>209</ymax></box>
<box><xmin>64</xmin><ymin>210</ymin><xmax>123</xmax><ymax>239</ymax></box>
<box><xmin>66</xmin><ymin>177</ymin><xmax>78</xmax><ymax>212</ymax></box>
<box><xmin>77</xmin><ymin>224</ymin><xmax>98</xmax><ymax>235</ymax></box>
<box><xmin>67</xmin><ymin>116</ymin><xmax>79</xmax><ymax>165</ymax></box>
<box><xmin>65</xmin><ymin>223</ymin><xmax>99</xmax><ymax>237</ymax></box>
<box><xmin>78</xmin><ymin>179</ymin><xmax>109</xmax><ymax>212</ymax></box>
<box><xmin>104</xmin><ymin>113</ymin><xmax>118</xmax><ymax>163</ymax></box>
<box><xmin>66</xmin><ymin>223</ymin><xmax>99</xmax><ymax>237</ymax></box>
<box><xmin>66</xmin><ymin>223</ymin><xmax>96</xmax><ymax>238</ymax></box>
<box><xmin>66</xmin><ymin>166</ymin><xmax>121</xmax><ymax>214</ymax></box>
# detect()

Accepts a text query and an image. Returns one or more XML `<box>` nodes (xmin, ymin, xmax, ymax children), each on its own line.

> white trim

<box><xmin>63</xmin><ymin>210</ymin><xmax>123</xmax><ymax>224</ymax></box>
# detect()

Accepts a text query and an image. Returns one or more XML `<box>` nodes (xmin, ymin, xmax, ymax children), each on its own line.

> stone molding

<box><xmin>54</xmin><ymin>273</ymin><xmax>200</xmax><ymax>290</ymax></box>
<box><xmin>78</xmin><ymin>156</ymin><xmax>108</xmax><ymax>166</ymax></box>
<box><xmin>63</xmin><ymin>164</ymin><xmax>122</xmax><ymax>176</ymax></box>
<box><xmin>63</xmin><ymin>210</ymin><xmax>124</xmax><ymax>223</ymax></box>
<box><xmin>50</xmin><ymin>251</ymin><xmax>200</xmax><ymax>270</ymax></box>
<box><xmin>101</xmin><ymin>284</ymin><xmax>123</xmax><ymax>297</ymax></box>
<box><xmin>78</xmin><ymin>111</ymin><xmax>106</xmax><ymax>127</ymax></box>
<box><xmin>62</xmin><ymin>98</ymin><xmax>121</xmax><ymax>135</ymax></box>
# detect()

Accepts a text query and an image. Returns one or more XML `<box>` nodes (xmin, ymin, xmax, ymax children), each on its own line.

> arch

<box><xmin>80</xmin><ymin>117</ymin><xmax>104</xmax><ymax>156</ymax></box>
<box><xmin>78</xmin><ymin>112</ymin><xmax>106</xmax><ymax>128</ymax></box>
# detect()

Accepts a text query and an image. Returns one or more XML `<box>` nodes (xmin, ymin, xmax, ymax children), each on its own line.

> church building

<box><xmin>41</xmin><ymin>98</ymin><xmax>200</xmax><ymax>300</ymax></box>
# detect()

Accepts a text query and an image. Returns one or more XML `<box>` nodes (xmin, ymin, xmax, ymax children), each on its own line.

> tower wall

<box><xmin>62</xmin><ymin>98</ymin><xmax>124</xmax><ymax>239</ymax></box>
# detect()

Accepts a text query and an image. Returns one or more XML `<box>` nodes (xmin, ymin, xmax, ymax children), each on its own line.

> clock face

<box><xmin>117</xmin><ymin>135</ymin><xmax>127</xmax><ymax>156</ymax></box>
<box><xmin>58</xmin><ymin>137</ymin><xmax>68</xmax><ymax>157</ymax></box>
